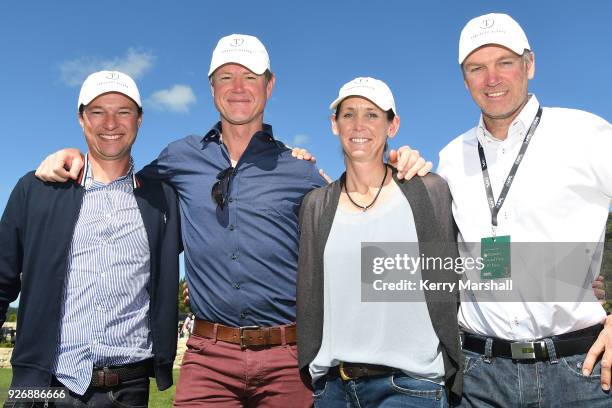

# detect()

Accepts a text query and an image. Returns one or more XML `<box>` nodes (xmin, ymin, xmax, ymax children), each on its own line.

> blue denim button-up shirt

<box><xmin>140</xmin><ymin>123</ymin><xmax>325</xmax><ymax>326</ymax></box>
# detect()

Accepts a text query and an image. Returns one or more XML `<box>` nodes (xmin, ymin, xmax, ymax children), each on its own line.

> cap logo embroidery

<box><xmin>105</xmin><ymin>72</ymin><xmax>120</xmax><ymax>80</ymax></box>
<box><xmin>480</xmin><ymin>18</ymin><xmax>494</xmax><ymax>29</ymax></box>
<box><xmin>230</xmin><ymin>38</ymin><xmax>244</xmax><ymax>47</ymax></box>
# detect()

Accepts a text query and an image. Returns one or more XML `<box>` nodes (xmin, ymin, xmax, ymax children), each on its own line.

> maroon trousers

<box><xmin>174</xmin><ymin>333</ymin><xmax>312</xmax><ymax>407</ymax></box>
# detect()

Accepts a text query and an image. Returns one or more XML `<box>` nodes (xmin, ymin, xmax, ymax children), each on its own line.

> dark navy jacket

<box><xmin>0</xmin><ymin>171</ymin><xmax>181</xmax><ymax>390</ymax></box>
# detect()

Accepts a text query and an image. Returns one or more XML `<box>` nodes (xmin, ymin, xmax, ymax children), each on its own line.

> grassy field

<box><xmin>0</xmin><ymin>368</ymin><xmax>179</xmax><ymax>407</ymax></box>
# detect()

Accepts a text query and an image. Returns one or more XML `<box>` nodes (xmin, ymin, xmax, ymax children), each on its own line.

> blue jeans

<box><xmin>458</xmin><ymin>337</ymin><xmax>612</xmax><ymax>407</ymax></box>
<box><xmin>313</xmin><ymin>372</ymin><xmax>447</xmax><ymax>408</ymax></box>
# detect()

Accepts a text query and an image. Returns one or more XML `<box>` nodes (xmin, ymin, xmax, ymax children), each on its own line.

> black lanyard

<box><xmin>478</xmin><ymin>106</ymin><xmax>543</xmax><ymax>229</ymax></box>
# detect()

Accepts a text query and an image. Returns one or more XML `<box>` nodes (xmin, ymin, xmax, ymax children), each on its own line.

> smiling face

<box><xmin>79</xmin><ymin>92</ymin><xmax>141</xmax><ymax>164</ymax></box>
<box><xmin>462</xmin><ymin>45</ymin><xmax>534</xmax><ymax>127</ymax></box>
<box><xmin>210</xmin><ymin>63</ymin><xmax>274</xmax><ymax>127</ymax></box>
<box><xmin>332</xmin><ymin>96</ymin><xmax>400</xmax><ymax>164</ymax></box>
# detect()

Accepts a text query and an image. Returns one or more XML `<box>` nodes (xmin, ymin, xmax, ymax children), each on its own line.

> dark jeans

<box><xmin>3</xmin><ymin>377</ymin><xmax>150</xmax><ymax>408</ymax></box>
<box><xmin>457</xmin><ymin>337</ymin><xmax>612</xmax><ymax>407</ymax></box>
<box><xmin>313</xmin><ymin>372</ymin><xmax>448</xmax><ymax>408</ymax></box>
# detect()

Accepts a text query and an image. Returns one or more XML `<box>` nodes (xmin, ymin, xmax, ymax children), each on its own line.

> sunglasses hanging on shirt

<box><xmin>211</xmin><ymin>166</ymin><xmax>234</xmax><ymax>209</ymax></box>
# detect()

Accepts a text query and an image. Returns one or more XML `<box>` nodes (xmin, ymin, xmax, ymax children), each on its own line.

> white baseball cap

<box><xmin>208</xmin><ymin>34</ymin><xmax>271</xmax><ymax>77</ymax></box>
<box><xmin>329</xmin><ymin>77</ymin><xmax>397</xmax><ymax>115</ymax></box>
<box><xmin>458</xmin><ymin>13</ymin><xmax>530</xmax><ymax>64</ymax></box>
<box><xmin>78</xmin><ymin>70</ymin><xmax>141</xmax><ymax>109</ymax></box>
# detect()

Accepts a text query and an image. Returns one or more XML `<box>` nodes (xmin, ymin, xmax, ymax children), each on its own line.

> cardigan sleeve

<box><xmin>421</xmin><ymin>173</ymin><xmax>458</xmax><ymax>244</ymax></box>
<box><xmin>296</xmin><ymin>189</ymin><xmax>320</xmax><ymax>374</ymax></box>
<box><xmin>0</xmin><ymin>177</ymin><xmax>27</xmax><ymax>325</ymax></box>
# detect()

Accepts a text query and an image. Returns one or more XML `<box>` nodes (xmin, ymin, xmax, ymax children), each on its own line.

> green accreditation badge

<box><xmin>480</xmin><ymin>235</ymin><xmax>511</xmax><ymax>280</ymax></box>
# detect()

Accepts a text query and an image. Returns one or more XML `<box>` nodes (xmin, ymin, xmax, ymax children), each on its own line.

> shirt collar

<box><xmin>477</xmin><ymin>94</ymin><xmax>540</xmax><ymax>144</ymax></box>
<box><xmin>78</xmin><ymin>153</ymin><xmax>139</xmax><ymax>190</ymax></box>
<box><xmin>200</xmin><ymin>121</ymin><xmax>277</xmax><ymax>146</ymax></box>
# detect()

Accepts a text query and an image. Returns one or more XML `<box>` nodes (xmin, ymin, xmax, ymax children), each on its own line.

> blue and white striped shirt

<box><xmin>53</xmin><ymin>155</ymin><xmax>152</xmax><ymax>395</ymax></box>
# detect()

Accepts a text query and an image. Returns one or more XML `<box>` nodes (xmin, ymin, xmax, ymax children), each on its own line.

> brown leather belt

<box><xmin>329</xmin><ymin>362</ymin><xmax>396</xmax><ymax>381</ymax></box>
<box><xmin>90</xmin><ymin>359</ymin><xmax>152</xmax><ymax>388</ymax></box>
<box><xmin>193</xmin><ymin>319</ymin><xmax>297</xmax><ymax>349</ymax></box>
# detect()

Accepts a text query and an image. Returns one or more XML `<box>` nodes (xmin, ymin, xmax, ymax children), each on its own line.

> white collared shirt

<box><xmin>438</xmin><ymin>95</ymin><xmax>612</xmax><ymax>340</ymax></box>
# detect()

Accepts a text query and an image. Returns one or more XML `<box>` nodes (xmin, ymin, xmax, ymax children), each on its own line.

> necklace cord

<box><xmin>342</xmin><ymin>164</ymin><xmax>389</xmax><ymax>212</ymax></box>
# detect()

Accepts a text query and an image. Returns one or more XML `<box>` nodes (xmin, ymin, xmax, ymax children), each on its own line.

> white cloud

<box><xmin>146</xmin><ymin>84</ymin><xmax>197</xmax><ymax>113</ymax></box>
<box><xmin>59</xmin><ymin>48</ymin><xmax>155</xmax><ymax>86</ymax></box>
<box><xmin>290</xmin><ymin>134</ymin><xmax>310</xmax><ymax>147</ymax></box>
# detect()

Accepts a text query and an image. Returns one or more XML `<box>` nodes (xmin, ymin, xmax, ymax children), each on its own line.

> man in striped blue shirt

<box><xmin>0</xmin><ymin>71</ymin><xmax>181</xmax><ymax>407</ymax></box>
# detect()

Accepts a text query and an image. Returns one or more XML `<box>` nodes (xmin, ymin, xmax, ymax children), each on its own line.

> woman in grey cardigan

<box><xmin>296</xmin><ymin>77</ymin><xmax>462</xmax><ymax>407</ymax></box>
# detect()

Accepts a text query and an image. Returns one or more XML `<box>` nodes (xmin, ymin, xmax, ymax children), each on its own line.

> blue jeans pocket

<box><xmin>312</xmin><ymin>378</ymin><xmax>328</xmax><ymax>399</ymax></box>
<box><xmin>560</xmin><ymin>354</ymin><xmax>601</xmax><ymax>379</ymax></box>
<box><xmin>389</xmin><ymin>373</ymin><xmax>444</xmax><ymax>400</ymax></box>
<box><xmin>462</xmin><ymin>349</ymin><xmax>484</xmax><ymax>375</ymax></box>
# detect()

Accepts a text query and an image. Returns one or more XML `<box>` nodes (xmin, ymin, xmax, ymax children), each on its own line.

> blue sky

<box><xmin>1</xmin><ymin>1</ymin><xmax>611</xmax><ymax>294</ymax></box>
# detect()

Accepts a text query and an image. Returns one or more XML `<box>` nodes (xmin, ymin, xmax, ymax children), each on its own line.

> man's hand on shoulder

<box><xmin>291</xmin><ymin>147</ymin><xmax>315</xmax><ymax>163</ymax></box>
<box><xmin>291</xmin><ymin>147</ymin><xmax>332</xmax><ymax>184</ymax></box>
<box><xmin>35</xmin><ymin>148</ymin><xmax>84</xmax><ymax>182</ymax></box>
<box><xmin>388</xmin><ymin>146</ymin><xmax>433</xmax><ymax>180</ymax></box>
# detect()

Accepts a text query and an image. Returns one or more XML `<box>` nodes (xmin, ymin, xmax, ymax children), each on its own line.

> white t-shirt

<box><xmin>438</xmin><ymin>95</ymin><xmax>612</xmax><ymax>340</ymax></box>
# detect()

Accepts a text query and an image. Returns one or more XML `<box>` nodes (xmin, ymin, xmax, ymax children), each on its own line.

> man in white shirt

<box><xmin>437</xmin><ymin>13</ymin><xmax>612</xmax><ymax>406</ymax></box>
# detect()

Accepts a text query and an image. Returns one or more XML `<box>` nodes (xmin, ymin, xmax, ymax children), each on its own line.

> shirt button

<box><xmin>233</xmin><ymin>283</ymin><xmax>240</xmax><ymax>289</ymax></box>
<box><xmin>101</xmin><ymin>272</ymin><xmax>106</xmax><ymax>278</ymax></box>
<box><xmin>231</xmin><ymin>253</ymin><xmax>238</xmax><ymax>260</ymax></box>
<box><xmin>240</xmin><ymin>312</ymin><xmax>247</xmax><ymax>319</ymax></box>
<box><xmin>96</xmin><ymin>305</ymin><xmax>102</xmax><ymax>311</ymax></box>
<box><xmin>228</xmin><ymin>198</ymin><xmax>234</xmax><ymax>203</ymax></box>
<box><xmin>229</xmin><ymin>224</ymin><xmax>235</xmax><ymax>231</ymax></box>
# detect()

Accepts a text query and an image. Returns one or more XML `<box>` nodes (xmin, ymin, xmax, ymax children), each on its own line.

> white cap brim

<box><xmin>208</xmin><ymin>57</ymin><xmax>269</xmax><ymax>77</ymax></box>
<box><xmin>329</xmin><ymin>95</ymin><xmax>394</xmax><ymax>114</ymax></box>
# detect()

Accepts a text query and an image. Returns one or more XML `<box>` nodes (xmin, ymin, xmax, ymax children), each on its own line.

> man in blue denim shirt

<box><xmin>143</xmin><ymin>34</ymin><xmax>327</xmax><ymax>406</ymax></box>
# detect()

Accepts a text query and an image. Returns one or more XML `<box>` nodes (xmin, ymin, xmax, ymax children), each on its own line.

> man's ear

<box><xmin>527</xmin><ymin>52</ymin><xmax>536</xmax><ymax>80</ymax></box>
<box><xmin>78</xmin><ymin>112</ymin><xmax>85</xmax><ymax>130</ymax></box>
<box><xmin>266</xmin><ymin>73</ymin><xmax>276</xmax><ymax>99</ymax></box>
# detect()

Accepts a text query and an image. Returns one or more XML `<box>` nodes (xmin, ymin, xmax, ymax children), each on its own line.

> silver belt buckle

<box><xmin>510</xmin><ymin>341</ymin><xmax>537</xmax><ymax>359</ymax></box>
